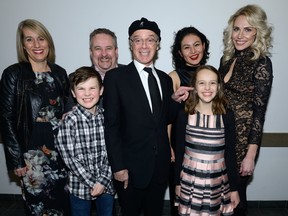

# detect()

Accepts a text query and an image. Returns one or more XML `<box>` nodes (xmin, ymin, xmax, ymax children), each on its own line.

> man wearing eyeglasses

<box><xmin>103</xmin><ymin>17</ymin><xmax>177</xmax><ymax>216</ymax></box>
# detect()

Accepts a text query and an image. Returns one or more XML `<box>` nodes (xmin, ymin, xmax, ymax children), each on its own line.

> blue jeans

<box><xmin>70</xmin><ymin>193</ymin><xmax>114</xmax><ymax>216</ymax></box>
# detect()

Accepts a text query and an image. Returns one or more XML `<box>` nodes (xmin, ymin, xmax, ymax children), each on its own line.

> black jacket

<box><xmin>0</xmin><ymin>62</ymin><xmax>70</xmax><ymax>171</ymax></box>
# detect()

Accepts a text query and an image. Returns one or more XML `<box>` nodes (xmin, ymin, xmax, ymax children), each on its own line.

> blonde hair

<box><xmin>222</xmin><ymin>4</ymin><xmax>272</xmax><ymax>63</ymax></box>
<box><xmin>16</xmin><ymin>19</ymin><xmax>56</xmax><ymax>63</ymax></box>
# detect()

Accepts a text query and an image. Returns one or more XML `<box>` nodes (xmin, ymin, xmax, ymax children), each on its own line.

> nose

<box><xmin>84</xmin><ymin>89</ymin><xmax>90</xmax><ymax>96</ymax></box>
<box><xmin>237</xmin><ymin>30</ymin><xmax>244</xmax><ymax>38</ymax></box>
<box><xmin>101</xmin><ymin>49</ymin><xmax>107</xmax><ymax>56</ymax></box>
<box><xmin>140</xmin><ymin>39</ymin><xmax>148</xmax><ymax>48</ymax></box>
<box><xmin>34</xmin><ymin>39</ymin><xmax>40</xmax><ymax>47</ymax></box>
<box><xmin>205</xmin><ymin>83</ymin><xmax>210</xmax><ymax>90</ymax></box>
<box><xmin>190</xmin><ymin>46</ymin><xmax>196</xmax><ymax>54</ymax></box>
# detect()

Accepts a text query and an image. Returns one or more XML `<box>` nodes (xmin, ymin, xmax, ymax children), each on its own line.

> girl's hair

<box><xmin>171</xmin><ymin>26</ymin><xmax>210</xmax><ymax>69</ymax></box>
<box><xmin>222</xmin><ymin>4</ymin><xmax>273</xmax><ymax>63</ymax></box>
<box><xmin>70</xmin><ymin>66</ymin><xmax>103</xmax><ymax>90</ymax></box>
<box><xmin>185</xmin><ymin>65</ymin><xmax>227</xmax><ymax>115</ymax></box>
<box><xmin>17</xmin><ymin>19</ymin><xmax>56</xmax><ymax>63</ymax></box>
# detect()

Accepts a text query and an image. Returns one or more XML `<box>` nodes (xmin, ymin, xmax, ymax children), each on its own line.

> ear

<box><xmin>178</xmin><ymin>50</ymin><xmax>183</xmax><ymax>57</ymax></box>
<box><xmin>71</xmin><ymin>89</ymin><xmax>76</xmax><ymax>98</ymax></box>
<box><xmin>100</xmin><ymin>86</ymin><xmax>104</xmax><ymax>96</ymax></box>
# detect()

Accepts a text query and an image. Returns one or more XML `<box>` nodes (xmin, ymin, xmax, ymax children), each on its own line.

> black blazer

<box><xmin>103</xmin><ymin>62</ymin><xmax>177</xmax><ymax>188</ymax></box>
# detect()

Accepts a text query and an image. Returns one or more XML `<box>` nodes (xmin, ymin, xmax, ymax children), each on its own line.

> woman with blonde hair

<box><xmin>219</xmin><ymin>5</ymin><xmax>273</xmax><ymax>215</ymax></box>
<box><xmin>0</xmin><ymin>19</ymin><xmax>70</xmax><ymax>215</ymax></box>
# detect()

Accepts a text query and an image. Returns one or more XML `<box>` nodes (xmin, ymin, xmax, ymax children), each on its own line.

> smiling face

<box><xmin>90</xmin><ymin>33</ymin><xmax>118</xmax><ymax>74</ymax></box>
<box><xmin>22</xmin><ymin>27</ymin><xmax>49</xmax><ymax>64</ymax></box>
<box><xmin>180</xmin><ymin>34</ymin><xmax>205</xmax><ymax>66</ymax></box>
<box><xmin>130</xmin><ymin>29</ymin><xmax>159</xmax><ymax>66</ymax></box>
<box><xmin>232</xmin><ymin>15</ymin><xmax>257</xmax><ymax>51</ymax></box>
<box><xmin>195</xmin><ymin>68</ymin><xmax>218</xmax><ymax>105</ymax></box>
<box><xmin>72</xmin><ymin>77</ymin><xmax>103</xmax><ymax>114</ymax></box>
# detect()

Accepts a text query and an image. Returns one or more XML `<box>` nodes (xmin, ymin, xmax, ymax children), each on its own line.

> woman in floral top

<box><xmin>218</xmin><ymin>5</ymin><xmax>273</xmax><ymax>216</ymax></box>
<box><xmin>0</xmin><ymin>19</ymin><xmax>70</xmax><ymax>215</ymax></box>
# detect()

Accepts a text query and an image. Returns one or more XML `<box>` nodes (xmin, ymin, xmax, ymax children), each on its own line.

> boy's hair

<box><xmin>185</xmin><ymin>65</ymin><xmax>227</xmax><ymax>115</ymax></box>
<box><xmin>70</xmin><ymin>66</ymin><xmax>103</xmax><ymax>90</ymax></box>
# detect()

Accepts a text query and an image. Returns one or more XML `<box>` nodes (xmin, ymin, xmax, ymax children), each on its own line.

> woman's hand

<box><xmin>171</xmin><ymin>86</ymin><xmax>193</xmax><ymax>103</ymax></box>
<box><xmin>240</xmin><ymin>144</ymin><xmax>258</xmax><ymax>176</ymax></box>
<box><xmin>175</xmin><ymin>185</ymin><xmax>181</xmax><ymax>197</ymax></box>
<box><xmin>14</xmin><ymin>167</ymin><xmax>27</xmax><ymax>177</ymax></box>
<box><xmin>240</xmin><ymin>156</ymin><xmax>255</xmax><ymax>176</ymax></box>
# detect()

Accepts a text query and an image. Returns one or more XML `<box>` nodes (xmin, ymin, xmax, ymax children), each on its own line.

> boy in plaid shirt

<box><xmin>56</xmin><ymin>66</ymin><xmax>114</xmax><ymax>216</ymax></box>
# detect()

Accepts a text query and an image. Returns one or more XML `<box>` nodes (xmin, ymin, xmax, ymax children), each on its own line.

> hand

<box><xmin>171</xmin><ymin>86</ymin><xmax>193</xmax><ymax>103</ymax></box>
<box><xmin>91</xmin><ymin>183</ymin><xmax>105</xmax><ymax>196</ymax></box>
<box><xmin>114</xmin><ymin>169</ymin><xmax>129</xmax><ymax>189</ymax></box>
<box><xmin>14</xmin><ymin>167</ymin><xmax>27</xmax><ymax>177</ymax></box>
<box><xmin>230</xmin><ymin>191</ymin><xmax>240</xmax><ymax>209</ymax></box>
<box><xmin>170</xmin><ymin>147</ymin><xmax>175</xmax><ymax>163</ymax></box>
<box><xmin>175</xmin><ymin>185</ymin><xmax>181</xmax><ymax>197</ymax></box>
<box><xmin>239</xmin><ymin>156</ymin><xmax>255</xmax><ymax>176</ymax></box>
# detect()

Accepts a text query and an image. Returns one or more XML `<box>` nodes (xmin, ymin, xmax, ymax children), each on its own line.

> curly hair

<box><xmin>171</xmin><ymin>26</ymin><xmax>210</xmax><ymax>69</ymax></box>
<box><xmin>185</xmin><ymin>65</ymin><xmax>227</xmax><ymax>115</ymax></box>
<box><xmin>222</xmin><ymin>4</ymin><xmax>273</xmax><ymax>63</ymax></box>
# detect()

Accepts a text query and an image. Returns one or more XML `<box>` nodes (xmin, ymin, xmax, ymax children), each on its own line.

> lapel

<box><xmin>127</xmin><ymin>62</ymin><xmax>163</xmax><ymax>123</ymax></box>
<box><xmin>128</xmin><ymin>62</ymin><xmax>151</xmax><ymax>110</ymax></box>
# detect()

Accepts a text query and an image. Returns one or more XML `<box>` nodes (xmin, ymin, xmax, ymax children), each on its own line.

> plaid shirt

<box><xmin>56</xmin><ymin>104</ymin><xmax>114</xmax><ymax>200</ymax></box>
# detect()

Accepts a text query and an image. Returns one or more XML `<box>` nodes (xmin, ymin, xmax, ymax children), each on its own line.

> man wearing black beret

<box><xmin>103</xmin><ymin>17</ymin><xmax>177</xmax><ymax>215</ymax></box>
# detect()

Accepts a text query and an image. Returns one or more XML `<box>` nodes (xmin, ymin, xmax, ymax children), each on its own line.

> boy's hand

<box><xmin>91</xmin><ymin>183</ymin><xmax>105</xmax><ymax>196</ymax></box>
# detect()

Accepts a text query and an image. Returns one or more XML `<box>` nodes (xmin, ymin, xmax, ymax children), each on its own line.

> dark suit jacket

<box><xmin>103</xmin><ymin>62</ymin><xmax>177</xmax><ymax>189</ymax></box>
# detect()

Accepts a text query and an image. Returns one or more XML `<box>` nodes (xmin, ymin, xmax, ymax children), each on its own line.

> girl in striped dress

<box><xmin>174</xmin><ymin>65</ymin><xmax>240</xmax><ymax>216</ymax></box>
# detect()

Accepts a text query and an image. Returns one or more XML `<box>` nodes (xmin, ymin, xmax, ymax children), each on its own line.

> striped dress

<box><xmin>176</xmin><ymin>112</ymin><xmax>234</xmax><ymax>216</ymax></box>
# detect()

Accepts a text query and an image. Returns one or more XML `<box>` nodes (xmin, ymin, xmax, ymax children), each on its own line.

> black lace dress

<box><xmin>218</xmin><ymin>49</ymin><xmax>273</xmax><ymax>169</ymax></box>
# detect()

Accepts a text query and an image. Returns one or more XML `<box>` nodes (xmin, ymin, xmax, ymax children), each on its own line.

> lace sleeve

<box><xmin>248</xmin><ymin>57</ymin><xmax>273</xmax><ymax>145</ymax></box>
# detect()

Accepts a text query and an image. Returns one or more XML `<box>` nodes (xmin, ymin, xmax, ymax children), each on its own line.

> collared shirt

<box><xmin>134</xmin><ymin>60</ymin><xmax>162</xmax><ymax>111</ymax></box>
<box><xmin>56</xmin><ymin>104</ymin><xmax>114</xmax><ymax>200</ymax></box>
<box><xmin>93</xmin><ymin>64</ymin><xmax>119</xmax><ymax>80</ymax></box>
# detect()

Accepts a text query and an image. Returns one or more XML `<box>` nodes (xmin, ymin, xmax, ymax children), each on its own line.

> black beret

<box><xmin>128</xmin><ymin>17</ymin><xmax>161</xmax><ymax>41</ymax></box>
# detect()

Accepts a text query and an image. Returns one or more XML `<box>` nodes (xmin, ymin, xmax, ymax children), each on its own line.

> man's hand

<box><xmin>114</xmin><ymin>169</ymin><xmax>129</xmax><ymax>189</ymax></box>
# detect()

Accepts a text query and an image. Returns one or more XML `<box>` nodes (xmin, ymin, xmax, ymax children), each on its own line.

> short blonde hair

<box><xmin>17</xmin><ymin>19</ymin><xmax>56</xmax><ymax>63</ymax></box>
<box><xmin>222</xmin><ymin>4</ymin><xmax>273</xmax><ymax>63</ymax></box>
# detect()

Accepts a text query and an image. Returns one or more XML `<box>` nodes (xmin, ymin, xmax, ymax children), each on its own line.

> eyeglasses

<box><xmin>130</xmin><ymin>37</ymin><xmax>158</xmax><ymax>46</ymax></box>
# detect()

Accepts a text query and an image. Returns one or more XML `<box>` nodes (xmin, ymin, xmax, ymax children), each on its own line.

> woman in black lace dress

<box><xmin>168</xmin><ymin>26</ymin><xmax>210</xmax><ymax>216</ymax></box>
<box><xmin>218</xmin><ymin>5</ymin><xmax>273</xmax><ymax>216</ymax></box>
<box><xmin>0</xmin><ymin>19</ymin><xmax>70</xmax><ymax>215</ymax></box>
